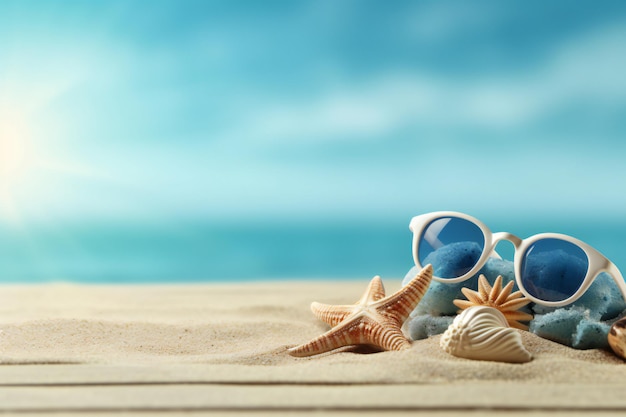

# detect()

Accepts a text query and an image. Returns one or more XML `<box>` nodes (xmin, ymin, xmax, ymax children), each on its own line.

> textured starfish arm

<box><xmin>506</xmin><ymin>291</ymin><xmax>525</xmax><ymax>300</ymax></box>
<box><xmin>357</xmin><ymin>275</ymin><xmax>386</xmax><ymax>304</ymax></box>
<box><xmin>477</xmin><ymin>276</ymin><xmax>492</xmax><ymax>300</ymax></box>
<box><xmin>287</xmin><ymin>316</ymin><xmax>369</xmax><ymax>357</ymax></box>
<box><xmin>488</xmin><ymin>276</ymin><xmax>504</xmax><ymax>301</ymax></box>
<box><xmin>494</xmin><ymin>280</ymin><xmax>515</xmax><ymax>304</ymax></box>
<box><xmin>500</xmin><ymin>297</ymin><xmax>532</xmax><ymax>311</ymax></box>
<box><xmin>367</xmin><ymin>321</ymin><xmax>412</xmax><ymax>351</ymax></box>
<box><xmin>460</xmin><ymin>287</ymin><xmax>484</xmax><ymax>304</ymax></box>
<box><xmin>453</xmin><ymin>299</ymin><xmax>475</xmax><ymax>310</ymax></box>
<box><xmin>377</xmin><ymin>264</ymin><xmax>433</xmax><ymax>324</ymax></box>
<box><xmin>509</xmin><ymin>321</ymin><xmax>530</xmax><ymax>330</ymax></box>
<box><xmin>503</xmin><ymin>310</ymin><xmax>534</xmax><ymax>322</ymax></box>
<box><xmin>310</xmin><ymin>302</ymin><xmax>355</xmax><ymax>327</ymax></box>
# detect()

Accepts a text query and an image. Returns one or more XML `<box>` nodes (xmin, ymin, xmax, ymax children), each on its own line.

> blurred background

<box><xmin>0</xmin><ymin>0</ymin><xmax>625</xmax><ymax>282</ymax></box>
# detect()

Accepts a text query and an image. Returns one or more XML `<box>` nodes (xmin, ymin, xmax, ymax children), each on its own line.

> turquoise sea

<box><xmin>0</xmin><ymin>217</ymin><xmax>624</xmax><ymax>283</ymax></box>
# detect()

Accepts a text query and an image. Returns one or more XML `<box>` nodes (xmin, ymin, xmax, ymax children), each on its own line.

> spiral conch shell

<box><xmin>440</xmin><ymin>306</ymin><xmax>532</xmax><ymax>363</ymax></box>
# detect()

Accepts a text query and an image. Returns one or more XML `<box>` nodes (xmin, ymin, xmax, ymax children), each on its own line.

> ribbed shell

<box><xmin>440</xmin><ymin>306</ymin><xmax>532</xmax><ymax>363</ymax></box>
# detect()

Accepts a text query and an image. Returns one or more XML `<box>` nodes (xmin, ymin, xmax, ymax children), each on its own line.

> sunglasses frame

<box><xmin>409</xmin><ymin>211</ymin><xmax>626</xmax><ymax>307</ymax></box>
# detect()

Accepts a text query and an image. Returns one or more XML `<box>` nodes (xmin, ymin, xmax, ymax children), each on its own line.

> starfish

<box><xmin>453</xmin><ymin>275</ymin><xmax>533</xmax><ymax>330</ymax></box>
<box><xmin>288</xmin><ymin>264</ymin><xmax>433</xmax><ymax>357</ymax></box>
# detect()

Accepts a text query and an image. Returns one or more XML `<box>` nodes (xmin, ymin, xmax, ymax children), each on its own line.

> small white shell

<box><xmin>440</xmin><ymin>306</ymin><xmax>532</xmax><ymax>363</ymax></box>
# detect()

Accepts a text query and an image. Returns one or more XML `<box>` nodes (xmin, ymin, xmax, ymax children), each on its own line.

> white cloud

<box><xmin>222</xmin><ymin>21</ymin><xmax>626</xmax><ymax>148</ymax></box>
<box><xmin>170</xmin><ymin>22</ymin><xmax>626</xmax><ymax>221</ymax></box>
<box><xmin>545</xmin><ymin>25</ymin><xmax>626</xmax><ymax>97</ymax></box>
<box><xmin>404</xmin><ymin>1</ymin><xmax>510</xmax><ymax>43</ymax></box>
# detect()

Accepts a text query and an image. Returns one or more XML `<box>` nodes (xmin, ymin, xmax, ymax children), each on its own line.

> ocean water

<box><xmin>0</xmin><ymin>218</ymin><xmax>624</xmax><ymax>283</ymax></box>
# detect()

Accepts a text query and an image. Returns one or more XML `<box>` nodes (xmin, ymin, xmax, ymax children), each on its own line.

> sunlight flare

<box><xmin>0</xmin><ymin>117</ymin><xmax>30</xmax><ymax>182</ymax></box>
<box><xmin>0</xmin><ymin>111</ymin><xmax>31</xmax><ymax>225</ymax></box>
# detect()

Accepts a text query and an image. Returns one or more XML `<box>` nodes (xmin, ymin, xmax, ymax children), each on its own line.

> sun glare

<box><xmin>0</xmin><ymin>120</ymin><xmax>30</xmax><ymax>184</ymax></box>
<box><xmin>0</xmin><ymin>63</ymin><xmax>96</xmax><ymax>226</ymax></box>
<box><xmin>0</xmin><ymin>112</ymin><xmax>32</xmax><ymax>225</ymax></box>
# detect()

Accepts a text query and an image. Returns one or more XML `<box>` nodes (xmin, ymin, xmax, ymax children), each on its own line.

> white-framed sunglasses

<box><xmin>409</xmin><ymin>211</ymin><xmax>626</xmax><ymax>307</ymax></box>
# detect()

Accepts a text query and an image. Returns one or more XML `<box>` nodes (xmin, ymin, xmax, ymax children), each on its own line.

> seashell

<box><xmin>440</xmin><ymin>306</ymin><xmax>532</xmax><ymax>363</ymax></box>
<box><xmin>608</xmin><ymin>317</ymin><xmax>626</xmax><ymax>360</ymax></box>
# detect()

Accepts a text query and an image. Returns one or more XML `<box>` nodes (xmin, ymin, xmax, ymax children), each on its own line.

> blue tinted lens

<box><xmin>418</xmin><ymin>217</ymin><xmax>485</xmax><ymax>278</ymax></box>
<box><xmin>520</xmin><ymin>238</ymin><xmax>589</xmax><ymax>302</ymax></box>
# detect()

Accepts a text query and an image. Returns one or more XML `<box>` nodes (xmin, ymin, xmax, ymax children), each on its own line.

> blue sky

<box><xmin>1</xmin><ymin>0</ymin><xmax>626</xmax><ymax>227</ymax></box>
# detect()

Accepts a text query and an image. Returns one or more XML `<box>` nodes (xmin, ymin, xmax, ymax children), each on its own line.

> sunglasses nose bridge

<box><xmin>492</xmin><ymin>232</ymin><xmax>522</xmax><ymax>249</ymax></box>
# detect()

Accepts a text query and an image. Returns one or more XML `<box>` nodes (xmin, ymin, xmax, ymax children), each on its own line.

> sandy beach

<box><xmin>0</xmin><ymin>280</ymin><xmax>625</xmax><ymax>416</ymax></box>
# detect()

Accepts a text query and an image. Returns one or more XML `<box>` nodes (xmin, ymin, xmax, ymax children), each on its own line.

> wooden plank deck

<box><xmin>0</xmin><ymin>364</ymin><xmax>624</xmax><ymax>416</ymax></box>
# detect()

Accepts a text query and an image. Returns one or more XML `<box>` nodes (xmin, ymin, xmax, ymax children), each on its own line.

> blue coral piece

<box><xmin>405</xmin><ymin>314</ymin><xmax>453</xmax><ymax>340</ymax></box>
<box><xmin>403</xmin><ymin>246</ymin><xmax>626</xmax><ymax>349</ymax></box>
<box><xmin>529</xmin><ymin>307</ymin><xmax>591</xmax><ymax>347</ymax></box>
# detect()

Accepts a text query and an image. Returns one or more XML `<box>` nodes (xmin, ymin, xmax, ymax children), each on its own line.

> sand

<box><xmin>0</xmin><ymin>280</ymin><xmax>625</xmax><ymax>416</ymax></box>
